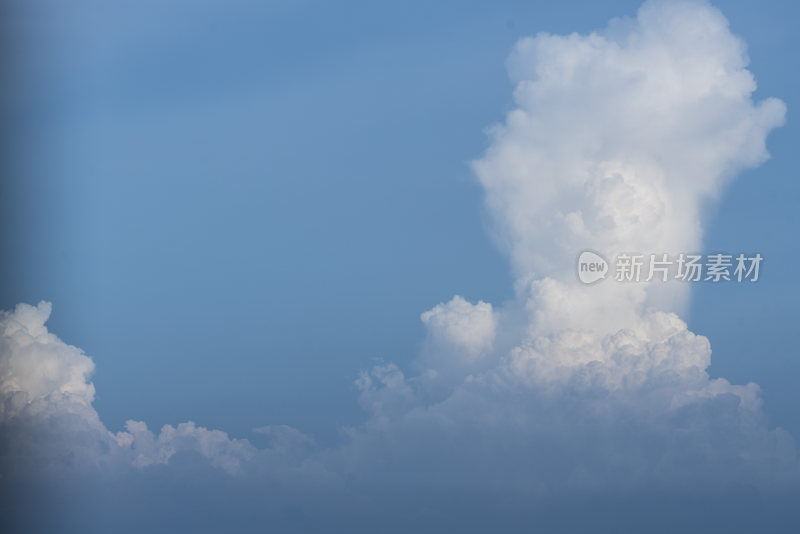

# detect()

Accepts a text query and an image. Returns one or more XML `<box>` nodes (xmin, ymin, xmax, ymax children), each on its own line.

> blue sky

<box><xmin>2</xmin><ymin>1</ymin><xmax>800</xmax><ymax>532</ymax></box>
<box><xmin>5</xmin><ymin>0</ymin><xmax>797</xmax><ymax>442</ymax></box>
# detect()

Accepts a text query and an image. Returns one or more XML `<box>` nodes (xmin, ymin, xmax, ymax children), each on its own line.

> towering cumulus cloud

<box><xmin>348</xmin><ymin>0</ymin><xmax>795</xmax><ymax>493</ymax></box>
<box><xmin>0</xmin><ymin>1</ymin><xmax>797</xmax><ymax>531</ymax></box>
<box><xmin>476</xmin><ymin>0</ymin><xmax>784</xmax><ymax>321</ymax></box>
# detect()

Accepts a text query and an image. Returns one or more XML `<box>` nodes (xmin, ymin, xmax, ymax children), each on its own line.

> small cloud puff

<box><xmin>421</xmin><ymin>296</ymin><xmax>496</xmax><ymax>360</ymax></box>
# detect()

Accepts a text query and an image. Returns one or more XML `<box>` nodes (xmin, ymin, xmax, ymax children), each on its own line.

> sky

<box><xmin>2</xmin><ymin>0</ymin><xmax>800</xmax><ymax>532</ymax></box>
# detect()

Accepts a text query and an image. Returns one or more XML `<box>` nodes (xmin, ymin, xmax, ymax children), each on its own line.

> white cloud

<box><xmin>346</xmin><ymin>0</ymin><xmax>796</xmax><ymax>491</ymax></box>
<box><xmin>118</xmin><ymin>420</ymin><xmax>256</xmax><ymax>474</ymax></box>
<box><xmin>420</xmin><ymin>296</ymin><xmax>496</xmax><ymax>361</ymax></box>
<box><xmin>0</xmin><ymin>302</ymin><xmax>96</xmax><ymax>423</ymax></box>
<box><xmin>475</xmin><ymin>0</ymin><xmax>784</xmax><ymax>317</ymax></box>
<box><xmin>0</xmin><ymin>301</ymin><xmax>269</xmax><ymax>477</ymax></box>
